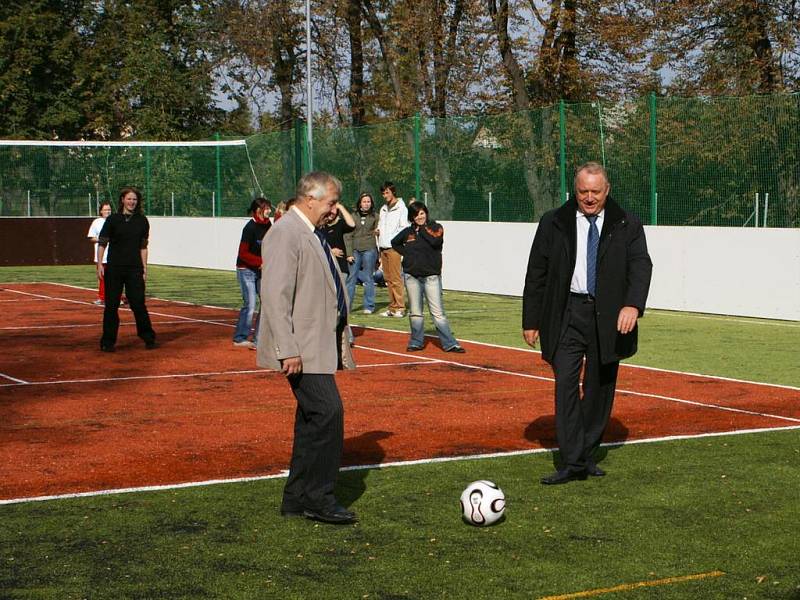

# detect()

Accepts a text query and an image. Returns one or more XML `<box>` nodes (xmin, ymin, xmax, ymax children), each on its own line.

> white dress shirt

<box><xmin>570</xmin><ymin>209</ymin><xmax>605</xmax><ymax>294</ymax></box>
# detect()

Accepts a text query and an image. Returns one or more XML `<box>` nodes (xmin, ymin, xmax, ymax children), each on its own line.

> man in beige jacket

<box><xmin>257</xmin><ymin>171</ymin><xmax>356</xmax><ymax>524</ymax></box>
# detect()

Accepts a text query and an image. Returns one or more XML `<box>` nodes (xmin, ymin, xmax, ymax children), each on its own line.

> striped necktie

<box><xmin>314</xmin><ymin>228</ymin><xmax>348</xmax><ymax>317</ymax></box>
<box><xmin>586</xmin><ymin>215</ymin><xmax>599</xmax><ymax>297</ymax></box>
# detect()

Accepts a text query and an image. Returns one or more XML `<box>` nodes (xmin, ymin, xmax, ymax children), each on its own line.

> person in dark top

<box><xmin>391</xmin><ymin>202</ymin><xmax>464</xmax><ymax>354</ymax></box>
<box><xmin>97</xmin><ymin>187</ymin><xmax>156</xmax><ymax>352</ymax></box>
<box><xmin>322</xmin><ymin>202</ymin><xmax>355</xmax><ymax>274</ymax></box>
<box><xmin>233</xmin><ymin>198</ymin><xmax>272</xmax><ymax>349</ymax></box>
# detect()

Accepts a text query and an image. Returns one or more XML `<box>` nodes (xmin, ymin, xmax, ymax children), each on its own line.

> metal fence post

<box><xmin>414</xmin><ymin>113</ymin><xmax>421</xmax><ymax>202</ymax></box>
<box><xmin>215</xmin><ymin>132</ymin><xmax>222</xmax><ymax>217</ymax></box>
<box><xmin>649</xmin><ymin>92</ymin><xmax>658</xmax><ymax>225</ymax></box>
<box><xmin>145</xmin><ymin>146</ymin><xmax>152</xmax><ymax>214</ymax></box>
<box><xmin>559</xmin><ymin>100</ymin><xmax>567</xmax><ymax>204</ymax></box>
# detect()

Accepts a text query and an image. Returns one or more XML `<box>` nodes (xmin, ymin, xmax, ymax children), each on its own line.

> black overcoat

<box><xmin>522</xmin><ymin>198</ymin><xmax>652</xmax><ymax>365</ymax></box>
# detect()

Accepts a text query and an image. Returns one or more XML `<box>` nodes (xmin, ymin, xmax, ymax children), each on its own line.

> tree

<box><xmin>659</xmin><ymin>0</ymin><xmax>798</xmax><ymax>94</ymax></box>
<box><xmin>0</xmin><ymin>0</ymin><xmax>85</xmax><ymax>139</ymax></box>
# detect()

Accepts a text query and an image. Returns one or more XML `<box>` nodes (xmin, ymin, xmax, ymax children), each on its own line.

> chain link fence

<box><xmin>1</xmin><ymin>94</ymin><xmax>797</xmax><ymax>226</ymax></box>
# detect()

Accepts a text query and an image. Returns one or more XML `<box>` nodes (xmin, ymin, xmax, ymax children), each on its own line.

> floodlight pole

<box><xmin>305</xmin><ymin>0</ymin><xmax>314</xmax><ymax>171</ymax></box>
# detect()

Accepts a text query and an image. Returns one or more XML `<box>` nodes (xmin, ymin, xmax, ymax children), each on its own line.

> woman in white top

<box><xmin>87</xmin><ymin>202</ymin><xmax>112</xmax><ymax>305</ymax></box>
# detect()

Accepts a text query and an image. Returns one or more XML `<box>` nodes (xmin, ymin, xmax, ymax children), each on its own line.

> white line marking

<box><xmin>0</xmin><ymin>319</ymin><xmax>236</xmax><ymax>331</ymax></box>
<box><xmin>0</xmin><ymin>360</ymin><xmax>430</xmax><ymax>388</ymax></box>
<box><xmin>0</xmin><ymin>372</ymin><xmax>29</xmax><ymax>384</ymax></box>
<box><xmin>353</xmin><ymin>343</ymin><xmax>800</xmax><ymax>424</ymax></box>
<box><xmin>357</xmin><ymin>324</ymin><xmax>800</xmax><ymax>391</ymax></box>
<box><xmin>1</xmin><ymin>424</ymin><xmax>798</xmax><ymax>506</ymax></box>
<box><xmin>650</xmin><ymin>310</ymin><xmax>800</xmax><ymax>328</ymax></box>
<box><xmin>1</xmin><ymin>288</ymin><xmax>235</xmax><ymax>330</ymax></box>
<box><xmin>5</xmin><ymin>284</ymin><xmax>797</xmax><ymax>393</ymax></box>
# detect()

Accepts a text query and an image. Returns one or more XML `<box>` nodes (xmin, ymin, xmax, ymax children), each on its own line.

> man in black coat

<box><xmin>523</xmin><ymin>161</ymin><xmax>652</xmax><ymax>484</ymax></box>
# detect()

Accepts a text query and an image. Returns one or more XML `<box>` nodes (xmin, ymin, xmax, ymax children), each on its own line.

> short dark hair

<box><xmin>98</xmin><ymin>201</ymin><xmax>112</xmax><ymax>215</ymax></box>
<box><xmin>248</xmin><ymin>197</ymin><xmax>272</xmax><ymax>215</ymax></box>
<box><xmin>117</xmin><ymin>187</ymin><xmax>143</xmax><ymax>214</ymax></box>
<box><xmin>407</xmin><ymin>201</ymin><xmax>428</xmax><ymax>223</ymax></box>
<box><xmin>380</xmin><ymin>181</ymin><xmax>397</xmax><ymax>195</ymax></box>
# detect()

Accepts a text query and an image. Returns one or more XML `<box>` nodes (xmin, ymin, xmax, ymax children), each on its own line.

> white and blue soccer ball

<box><xmin>460</xmin><ymin>480</ymin><xmax>506</xmax><ymax>526</ymax></box>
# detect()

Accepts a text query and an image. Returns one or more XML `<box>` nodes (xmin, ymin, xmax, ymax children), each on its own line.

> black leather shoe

<box><xmin>586</xmin><ymin>462</ymin><xmax>606</xmax><ymax>477</ymax></box>
<box><xmin>279</xmin><ymin>507</ymin><xmax>305</xmax><ymax>518</ymax></box>
<box><xmin>100</xmin><ymin>344</ymin><xmax>115</xmax><ymax>353</ymax></box>
<box><xmin>145</xmin><ymin>340</ymin><xmax>157</xmax><ymax>350</ymax></box>
<box><xmin>445</xmin><ymin>346</ymin><xmax>466</xmax><ymax>353</ymax></box>
<box><xmin>540</xmin><ymin>469</ymin><xmax>587</xmax><ymax>485</ymax></box>
<box><xmin>303</xmin><ymin>505</ymin><xmax>357</xmax><ymax>524</ymax></box>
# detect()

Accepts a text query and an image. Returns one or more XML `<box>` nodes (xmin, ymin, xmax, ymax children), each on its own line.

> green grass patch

<box><xmin>1</xmin><ymin>265</ymin><xmax>798</xmax><ymax>599</ymax></box>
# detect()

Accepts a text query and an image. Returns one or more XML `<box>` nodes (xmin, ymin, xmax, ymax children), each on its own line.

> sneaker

<box><xmin>379</xmin><ymin>310</ymin><xmax>393</xmax><ymax>317</ymax></box>
<box><xmin>362</xmin><ymin>309</ymin><xmax>373</xmax><ymax>315</ymax></box>
<box><xmin>233</xmin><ymin>340</ymin><xmax>256</xmax><ymax>349</ymax></box>
<box><xmin>93</xmin><ymin>299</ymin><xmax>104</xmax><ymax>305</ymax></box>
<box><xmin>445</xmin><ymin>346</ymin><xmax>466</xmax><ymax>353</ymax></box>
<box><xmin>406</xmin><ymin>345</ymin><xmax>424</xmax><ymax>352</ymax></box>
<box><xmin>392</xmin><ymin>310</ymin><xmax>405</xmax><ymax>318</ymax></box>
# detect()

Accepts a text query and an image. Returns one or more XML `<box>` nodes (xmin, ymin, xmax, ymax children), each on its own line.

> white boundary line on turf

<box><xmin>2</xmin><ymin>424</ymin><xmax>798</xmax><ymax>506</ymax></box>
<box><xmin>0</xmin><ymin>360</ymin><xmax>432</xmax><ymax>388</ymax></box>
<box><xmin>0</xmin><ymin>371</ymin><xmax>29</xmax><ymax>384</ymax></box>
<box><xmin>6</xmin><ymin>282</ymin><xmax>799</xmax><ymax>392</ymax></box>
<box><xmin>0</xmin><ymin>319</ymin><xmax>236</xmax><ymax>331</ymax></box>
<box><xmin>1</xmin><ymin>288</ymin><xmax>236</xmax><ymax>329</ymax></box>
<box><xmin>359</xmin><ymin>323</ymin><xmax>800</xmax><ymax>392</ymax></box>
<box><xmin>355</xmin><ymin>344</ymin><xmax>800</xmax><ymax>424</ymax></box>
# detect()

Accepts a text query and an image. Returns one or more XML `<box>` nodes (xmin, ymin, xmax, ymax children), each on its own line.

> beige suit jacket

<box><xmin>256</xmin><ymin>209</ymin><xmax>355</xmax><ymax>374</ymax></box>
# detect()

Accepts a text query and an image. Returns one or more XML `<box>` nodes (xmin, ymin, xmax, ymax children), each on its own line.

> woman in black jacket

<box><xmin>391</xmin><ymin>202</ymin><xmax>464</xmax><ymax>353</ymax></box>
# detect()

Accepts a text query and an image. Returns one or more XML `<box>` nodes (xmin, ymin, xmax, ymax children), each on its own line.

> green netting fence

<box><xmin>1</xmin><ymin>93</ymin><xmax>797</xmax><ymax>226</ymax></box>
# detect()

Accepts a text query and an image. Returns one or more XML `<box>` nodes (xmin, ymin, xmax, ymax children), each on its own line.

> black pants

<box><xmin>551</xmin><ymin>294</ymin><xmax>619</xmax><ymax>472</ymax></box>
<box><xmin>282</xmin><ymin>373</ymin><xmax>344</xmax><ymax>512</ymax></box>
<box><xmin>101</xmin><ymin>264</ymin><xmax>156</xmax><ymax>348</ymax></box>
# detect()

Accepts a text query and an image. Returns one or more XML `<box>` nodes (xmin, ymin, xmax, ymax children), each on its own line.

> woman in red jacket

<box><xmin>233</xmin><ymin>198</ymin><xmax>272</xmax><ymax>349</ymax></box>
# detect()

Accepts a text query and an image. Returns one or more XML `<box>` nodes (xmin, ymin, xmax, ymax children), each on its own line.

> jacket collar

<box><xmin>554</xmin><ymin>196</ymin><xmax>625</xmax><ymax>229</ymax></box>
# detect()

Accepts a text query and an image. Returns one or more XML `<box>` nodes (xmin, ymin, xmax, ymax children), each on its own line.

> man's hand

<box><xmin>523</xmin><ymin>329</ymin><xmax>539</xmax><ymax>347</ymax></box>
<box><xmin>281</xmin><ymin>356</ymin><xmax>303</xmax><ymax>376</ymax></box>
<box><xmin>617</xmin><ymin>306</ymin><xmax>639</xmax><ymax>334</ymax></box>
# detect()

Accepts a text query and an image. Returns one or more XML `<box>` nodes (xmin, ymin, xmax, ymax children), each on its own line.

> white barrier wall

<box><xmin>149</xmin><ymin>217</ymin><xmax>800</xmax><ymax>321</ymax></box>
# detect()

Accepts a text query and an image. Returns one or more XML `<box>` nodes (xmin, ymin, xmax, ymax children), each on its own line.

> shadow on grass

<box><xmin>524</xmin><ymin>415</ymin><xmax>629</xmax><ymax>469</ymax></box>
<box><xmin>338</xmin><ymin>430</ymin><xmax>393</xmax><ymax>507</ymax></box>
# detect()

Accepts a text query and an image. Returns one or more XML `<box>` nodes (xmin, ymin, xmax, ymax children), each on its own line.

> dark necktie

<box><xmin>586</xmin><ymin>215</ymin><xmax>599</xmax><ymax>297</ymax></box>
<box><xmin>314</xmin><ymin>228</ymin><xmax>348</xmax><ymax>317</ymax></box>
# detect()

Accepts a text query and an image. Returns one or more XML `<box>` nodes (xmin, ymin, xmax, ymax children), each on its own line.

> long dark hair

<box><xmin>356</xmin><ymin>192</ymin><xmax>374</xmax><ymax>215</ymax></box>
<box><xmin>117</xmin><ymin>187</ymin><xmax>144</xmax><ymax>214</ymax></box>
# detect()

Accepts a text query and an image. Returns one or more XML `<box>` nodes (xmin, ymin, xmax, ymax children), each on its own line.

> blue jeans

<box><xmin>234</xmin><ymin>268</ymin><xmax>261</xmax><ymax>343</ymax></box>
<box><xmin>346</xmin><ymin>248</ymin><xmax>378</xmax><ymax>311</ymax></box>
<box><xmin>404</xmin><ymin>274</ymin><xmax>459</xmax><ymax>350</ymax></box>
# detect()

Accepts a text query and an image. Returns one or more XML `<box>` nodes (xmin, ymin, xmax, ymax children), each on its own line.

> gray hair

<box><xmin>296</xmin><ymin>171</ymin><xmax>343</xmax><ymax>201</ymax></box>
<box><xmin>573</xmin><ymin>161</ymin><xmax>610</xmax><ymax>189</ymax></box>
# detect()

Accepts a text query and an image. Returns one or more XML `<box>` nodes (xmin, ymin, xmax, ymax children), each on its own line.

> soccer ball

<box><xmin>460</xmin><ymin>480</ymin><xmax>506</xmax><ymax>526</ymax></box>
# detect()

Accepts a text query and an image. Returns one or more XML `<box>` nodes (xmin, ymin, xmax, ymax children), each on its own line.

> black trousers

<box><xmin>282</xmin><ymin>373</ymin><xmax>344</xmax><ymax>512</ymax></box>
<box><xmin>551</xmin><ymin>294</ymin><xmax>619</xmax><ymax>472</ymax></box>
<box><xmin>101</xmin><ymin>264</ymin><xmax>156</xmax><ymax>348</ymax></box>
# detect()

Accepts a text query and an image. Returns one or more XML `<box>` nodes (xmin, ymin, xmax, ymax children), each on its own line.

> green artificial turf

<box><xmin>1</xmin><ymin>265</ymin><xmax>798</xmax><ymax>599</ymax></box>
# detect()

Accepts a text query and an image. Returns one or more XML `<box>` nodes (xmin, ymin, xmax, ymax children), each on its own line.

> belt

<box><xmin>569</xmin><ymin>292</ymin><xmax>595</xmax><ymax>302</ymax></box>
